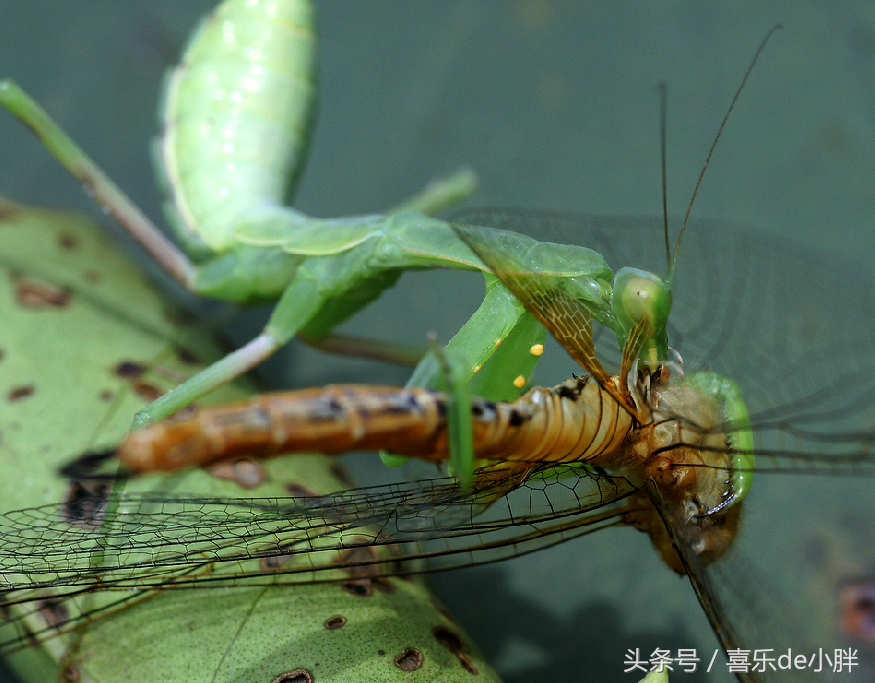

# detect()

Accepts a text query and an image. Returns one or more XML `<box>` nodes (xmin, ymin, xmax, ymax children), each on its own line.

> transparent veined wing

<box><xmin>648</xmin><ymin>480</ymin><xmax>828</xmax><ymax>683</ymax></box>
<box><xmin>448</xmin><ymin>209</ymin><xmax>875</xmax><ymax>682</ymax></box>
<box><xmin>0</xmin><ymin>464</ymin><xmax>639</xmax><ymax>655</ymax></box>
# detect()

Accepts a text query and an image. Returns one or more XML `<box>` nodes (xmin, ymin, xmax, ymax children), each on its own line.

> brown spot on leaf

<box><xmin>114</xmin><ymin>361</ymin><xmax>146</xmax><ymax>379</ymax></box>
<box><xmin>433</xmin><ymin>627</ymin><xmax>463</xmax><ymax>652</ymax></box>
<box><xmin>457</xmin><ymin>654</ymin><xmax>478</xmax><ymax>675</ymax></box>
<box><xmin>337</xmin><ymin>546</ymin><xmax>395</xmax><ymax>596</ymax></box>
<box><xmin>284</xmin><ymin>482</ymin><xmax>319</xmax><ymax>498</ymax></box>
<box><xmin>329</xmin><ymin>462</ymin><xmax>355</xmax><ymax>488</ymax></box>
<box><xmin>8</xmin><ymin>385</ymin><xmax>35</xmax><ymax>402</ymax></box>
<box><xmin>99</xmin><ymin>389</ymin><xmax>113</xmax><ymax>401</ymax></box>
<box><xmin>434</xmin><ymin>627</ymin><xmax>478</xmax><ymax>674</ymax></box>
<box><xmin>83</xmin><ymin>270</ymin><xmax>100</xmax><ymax>284</ymax></box>
<box><xmin>269</xmin><ymin>670</ymin><xmax>313</xmax><ymax>683</ymax></box>
<box><xmin>58</xmin><ymin>233</ymin><xmax>77</xmax><ymax>250</ymax></box>
<box><xmin>0</xmin><ymin>348</ymin><xmax>5</xmax><ymax>361</ymax></box>
<box><xmin>394</xmin><ymin>648</ymin><xmax>424</xmax><ymax>671</ymax></box>
<box><xmin>323</xmin><ymin>615</ymin><xmax>346</xmax><ymax>630</ymax></box>
<box><xmin>37</xmin><ymin>598</ymin><xmax>69</xmax><ymax>628</ymax></box>
<box><xmin>208</xmin><ymin>458</ymin><xmax>266</xmax><ymax>489</ymax></box>
<box><xmin>132</xmin><ymin>381</ymin><xmax>163</xmax><ymax>401</ymax></box>
<box><xmin>12</xmin><ymin>276</ymin><xmax>71</xmax><ymax>309</ymax></box>
<box><xmin>62</xmin><ymin>481</ymin><xmax>109</xmax><ymax>527</ymax></box>
<box><xmin>176</xmin><ymin>347</ymin><xmax>201</xmax><ymax>364</ymax></box>
<box><xmin>342</xmin><ymin>581</ymin><xmax>373</xmax><ymax>597</ymax></box>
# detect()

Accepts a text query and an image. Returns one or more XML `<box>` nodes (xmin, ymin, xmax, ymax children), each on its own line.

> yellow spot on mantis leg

<box><xmin>472</xmin><ymin>364</ymin><xmax>482</xmax><ymax>374</ymax></box>
<box><xmin>513</xmin><ymin>375</ymin><xmax>526</xmax><ymax>389</ymax></box>
<box><xmin>494</xmin><ymin>338</ymin><xmax>503</xmax><ymax>348</ymax></box>
<box><xmin>529</xmin><ymin>344</ymin><xmax>544</xmax><ymax>356</ymax></box>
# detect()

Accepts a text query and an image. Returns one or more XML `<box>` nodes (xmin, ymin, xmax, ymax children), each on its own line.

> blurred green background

<box><xmin>1</xmin><ymin>2</ymin><xmax>874</xmax><ymax>682</ymax></box>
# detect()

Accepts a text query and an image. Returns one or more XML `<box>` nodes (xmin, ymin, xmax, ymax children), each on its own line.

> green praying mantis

<box><xmin>0</xmin><ymin>0</ymin><xmax>574</xmax><ymax>448</ymax></box>
<box><xmin>0</xmin><ymin>0</ymin><xmax>759</xmax><ymax>495</ymax></box>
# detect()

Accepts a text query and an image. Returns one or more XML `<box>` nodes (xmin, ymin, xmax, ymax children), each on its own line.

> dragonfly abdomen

<box><xmin>119</xmin><ymin>379</ymin><xmax>634</xmax><ymax>472</ymax></box>
<box><xmin>475</xmin><ymin>378</ymin><xmax>634</xmax><ymax>463</ymax></box>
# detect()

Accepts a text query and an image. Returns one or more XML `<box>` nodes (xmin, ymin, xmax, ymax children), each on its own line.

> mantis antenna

<box><xmin>667</xmin><ymin>24</ymin><xmax>783</xmax><ymax>280</ymax></box>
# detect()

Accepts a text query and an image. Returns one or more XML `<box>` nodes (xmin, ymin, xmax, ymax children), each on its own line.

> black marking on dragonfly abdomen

<box><xmin>470</xmin><ymin>398</ymin><xmax>497</xmax><ymax>422</ymax></box>
<box><xmin>380</xmin><ymin>393</ymin><xmax>422</xmax><ymax>415</ymax></box>
<box><xmin>507</xmin><ymin>409</ymin><xmax>526</xmax><ymax>427</ymax></box>
<box><xmin>555</xmin><ymin>376</ymin><xmax>588</xmax><ymax>401</ymax></box>
<box><xmin>307</xmin><ymin>396</ymin><xmax>344</xmax><ymax>422</ymax></box>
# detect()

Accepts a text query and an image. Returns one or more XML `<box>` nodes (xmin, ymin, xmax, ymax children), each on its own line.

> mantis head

<box><xmin>611</xmin><ymin>266</ymin><xmax>672</xmax><ymax>365</ymax></box>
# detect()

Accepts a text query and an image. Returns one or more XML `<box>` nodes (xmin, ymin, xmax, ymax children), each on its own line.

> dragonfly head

<box><xmin>645</xmin><ymin>381</ymin><xmax>736</xmax><ymax>500</ymax></box>
<box><xmin>627</xmin><ymin>489</ymin><xmax>743</xmax><ymax>575</ymax></box>
<box><xmin>611</xmin><ymin>267</ymin><xmax>671</xmax><ymax>364</ymax></box>
<box><xmin>624</xmin><ymin>377</ymin><xmax>751</xmax><ymax>572</ymax></box>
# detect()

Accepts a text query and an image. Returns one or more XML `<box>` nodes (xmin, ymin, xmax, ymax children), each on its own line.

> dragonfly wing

<box><xmin>646</xmin><ymin>481</ymin><xmax>827</xmax><ymax>683</ymax></box>
<box><xmin>0</xmin><ymin>465</ymin><xmax>639</xmax><ymax>655</ymax></box>
<box><xmin>0</xmin><ymin>465</ymin><xmax>637</xmax><ymax>595</ymax></box>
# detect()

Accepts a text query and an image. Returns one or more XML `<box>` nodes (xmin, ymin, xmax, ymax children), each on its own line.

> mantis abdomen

<box><xmin>157</xmin><ymin>0</ymin><xmax>316</xmax><ymax>255</ymax></box>
<box><xmin>119</xmin><ymin>379</ymin><xmax>634</xmax><ymax>472</ymax></box>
